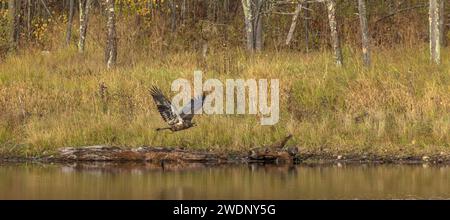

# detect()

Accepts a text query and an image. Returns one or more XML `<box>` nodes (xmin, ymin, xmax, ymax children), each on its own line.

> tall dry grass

<box><xmin>0</xmin><ymin>43</ymin><xmax>449</xmax><ymax>157</ymax></box>
<box><xmin>0</xmin><ymin>3</ymin><xmax>449</xmax><ymax>157</ymax></box>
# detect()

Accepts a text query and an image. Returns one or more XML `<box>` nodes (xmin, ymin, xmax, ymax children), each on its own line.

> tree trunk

<box><xmin>254</xmin><ymin>0</ymin><xmax>264</xmax><ymax>52</ymax></box>
<box><xmin>39</xmin><ymin>0</ymin><xmax>52</xmax><ymax>19</ymax></box>
<box><xmin>358</xmin><ymin>0</ymin><xmax>370</xmax><ymax>67</ymax></box>
<box><xmin>65</xmin><ymin>0</ymin><xmax>74</xmax><ymax>46</ymax></box>
<box><xmin>326</xmin><ymin>0</ymin><xmax>343</xmax><ymax>66</ymax></box>
<box><xmin>181</xmin><ymin>0</ymin><xmax>186</xmax><ymax>25</ymax></box>
<box><xmin>304</xmin><ymin>1</ymin><xmax>309</xmax><ymax>53</ymax></box>
<box><xmin>241</xmin><ymin>0</ymin><xmax>254</xmax><ymax>52</ymax></box>
<box><xmin>8</xmin><ymin>0</ymin><xmax>20</xmax><ymax>53</ymax></box>
<box><xmin>285</xmin><ymin>2</ymin><xmax>303</xmax><ymax>46</ymax></box>
<box><xmin>439</xmin><ymin>0</ymin><xmax>447</xmax><ymax>47</ymax></box>
<box><xmin>255</xmin><ymin>14</ymin><xmax>263</xmax><ymax>51</ymax></box>
<box><xmin>105</xmin><ymin>0</ymin><xmax>117</xmax><ymax>69</ymax></box>
<box><xmin>169</xmin><ymin>0</ymin><xmax>176</xmax><ymax>32</ymax></box>
<box><xmin>206</xmin><ymin>0</ymin><xmax>215</xmax><ymax>21</ymax></box>
<box><xmin>27</xmin><ymin>0</ymin><xmax>31</xmax><ymax>40</ymax></box>
<box><xmin>78</xmin><ymin>0</ymin><xmax>92</xmax><ymax>53</ymax></box>
<box><xmin>429</xmin><ymin>0</ymin><xmax>440</xmax><ymax>64</ymax></box>
<box><xmin>242</xmin><ymin>0</ymin><xmax>265</xmax><ymax>52</ymax></box>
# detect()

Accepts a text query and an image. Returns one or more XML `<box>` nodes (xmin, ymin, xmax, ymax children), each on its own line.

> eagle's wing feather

<box><xmin>180</xmin><ymin>93</ymin><xmax>207</xmax><ymax>122</ymax></box>
<box><xmin>150</xmin><ymin>86</ymin><xmax>182</xmax><ymax>126</ymax></box>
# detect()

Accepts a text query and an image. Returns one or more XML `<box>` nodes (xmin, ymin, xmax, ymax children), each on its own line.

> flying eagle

<box><xmin>150</xmin><ymin>86</ymin><xmax>208</xmax><ymax>132</ymax></box>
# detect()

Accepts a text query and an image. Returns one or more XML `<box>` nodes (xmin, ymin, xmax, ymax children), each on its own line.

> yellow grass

<box><xmin>0</xmin><ymin>44</ymin><xmax>449</xmax><ymax>157</ymax></box>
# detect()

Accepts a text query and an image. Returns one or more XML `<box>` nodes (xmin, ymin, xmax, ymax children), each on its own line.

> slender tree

<box><xmin>181</xmin><ymin>0</ymin><xmax>186</xmax><ymax>24</ymax></box>
<box><xmin>429</xmin><ymin>0</ymin><xmax>440</xmax><ymax>64</ymax></box>
<box><xmin>254</xmin><ymin>0</ymin><xmax>265</xmax><ymax>52</ymax></box>
<box><xmin>326</xmin><ymin>0</ymin><xmax>343</xmax><ymax>66</ymax></box>
<box><xmin>8</xmin><ymin>0</ymin><xmax>20</xmax><ymax>53</ymax></box>
<box><xmin>78</xmin><ymin>0</ymin><xmax>92</xmax><ymax>53</ymax></box>
<box><xmin>304</xmin><ymin>1</ymin><xmax>310</xmax><ymax>53</ymax></box>
<box><xmin>206</xmin><ymin>0</ymin><xmax>215</xmax><ymax>21</ymax></box>
<box><xmin>358</xmin><ymin>0</ymin><xmax>370</xmax><ymax>66</ymax></box>
<box><xmin>66</xmin><ymin>0</ymin><xmax>75</xmax><ymax>46</ymax></box>
<box><xmin>439</xmin><ymin>0</ymin><xmax>447</xmax><ymax>47</ymax></box>
<box><xmin>27</xmin><ymin>0</ymin><xmax>32</xmax><ymax>40</ymax></box>
<box><xmin>105</xmin><ymin>0</ymin><xmax>117</xmax><ymax>69</ymax></box>
<box><xmin>241</xmin><ymin>0</ymin><xmax>265</xmax><ymax>52</ymax></box>
<box><xmin>285</xmin><ymin>2</ymin><xmax>303</xmax><ymax>46</ymax></box>
<box><xmin>169</xmin><ymin>0</ymin><xmax>176</xmax><ymax>32</ymax></box>
<box><xmin>242</xmin><ymin>0</ymin><xmax>254</xmax><ymax>52</ymax></box>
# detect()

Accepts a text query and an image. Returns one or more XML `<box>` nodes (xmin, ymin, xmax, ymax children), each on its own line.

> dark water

<box><xmin>1</xmin><ymin>162</ymin><xmax>450</xmax><ymax>199</ymax></box>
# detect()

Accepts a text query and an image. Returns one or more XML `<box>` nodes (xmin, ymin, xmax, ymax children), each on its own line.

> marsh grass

<box><xmin>0</xmin><ymin>44</ymin><xmax>449</xmax><ymax>157</ymax></box>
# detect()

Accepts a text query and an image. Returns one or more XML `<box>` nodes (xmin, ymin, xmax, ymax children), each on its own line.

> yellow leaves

<box><xmin>31</xmin><ymin>18</ymin><xmax>50</xmax><ymax>44</ymax></box>
<box><xmin>0</xmin><ymin>10</ymin><xmax>10</xmax><ymax>46</ymax></box>
<box><xmin>0</xmin><ymin>10</ymin><xmax>7</xmax><ymax>19</ymax></box>
<box><xmin>136</xmin><ymin>7</ymin><xmax>151</xmax><ymax>16</ymax></box>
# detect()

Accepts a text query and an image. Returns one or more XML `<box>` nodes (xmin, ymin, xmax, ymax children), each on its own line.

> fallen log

<box><xmin>47</xmin><ymin>135</ymin><xmax>299</xmax><ymax>164</ymax></box>
<box><xmin>51</xmin><ymin>145</ymin><xmax>228</xmax><ymax>164</ymax></box>
<box><xmin>248</xmin><ymin>134</ymin><xmax>298</xmax><ymax>163</ymax></box>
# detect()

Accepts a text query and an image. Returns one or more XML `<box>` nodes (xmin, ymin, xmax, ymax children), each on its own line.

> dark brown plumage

<box><xmin>150</xmin><ymin>86</ymin><xmax>207</xmax><ymax>132</ymax></box>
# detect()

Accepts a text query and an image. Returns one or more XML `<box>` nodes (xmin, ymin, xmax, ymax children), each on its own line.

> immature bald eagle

<box><xmin>150</xmin><ymin>86</ymin><xmax>207</xmax><ymax>132</ymax></box>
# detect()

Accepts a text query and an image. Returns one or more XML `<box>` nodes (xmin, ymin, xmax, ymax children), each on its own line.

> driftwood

<box><xmin>52</xmin><ymin>146</ymin><xmax>228</xmax><ymax>164</ymax></box>
<box><xmin>248</xmin><ymin>134</ymin><xmax>297</xmax><ymax>163</ymax></box>
<box><xmin>48</xmin><ymin>134</ymin><xmax>298</xmax><ymax>164</ymax></box>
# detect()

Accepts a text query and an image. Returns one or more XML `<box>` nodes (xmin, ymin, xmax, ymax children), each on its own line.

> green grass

<box><xmin>0</xmin><ymin>45</ymin><xmax>449</xmax><ymax>157</ymax></box>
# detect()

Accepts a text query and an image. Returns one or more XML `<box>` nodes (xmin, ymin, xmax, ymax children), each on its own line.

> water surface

<box><xmin>1</xmin><ymin>162</ymin><xmax>449</xmax><ymax>199</ymax></box>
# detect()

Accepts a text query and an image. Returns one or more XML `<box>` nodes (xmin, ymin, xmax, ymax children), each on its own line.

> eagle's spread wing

<box><xmin>180</xmin><ymin>93</ymin><xmax>207</xmax><ymax>122</ymax></box>
<box><xmin>150</xmin><ymin>86</ymin><xmax>182</xmax><ymax>126</ymax></box>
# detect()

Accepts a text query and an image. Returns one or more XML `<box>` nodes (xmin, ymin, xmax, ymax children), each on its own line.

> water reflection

<box><xmin>0</xmin><ymin>163</ymin><xmax>450</xmax><ymax>199</ymax></box>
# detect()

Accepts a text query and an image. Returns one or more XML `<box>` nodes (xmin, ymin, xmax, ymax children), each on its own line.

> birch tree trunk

<box><xmin>285</xmin><ymin>2</ymin><xmax>303</xmax><ymax>46</ymax></box>
<box><xmin>429</xmin><ymin>0</ymin><xmax>440</xmax><ymax>64</ymax></box>
<box><xmin>8</xmin><ymin>0</ymin><xmax>20</xmax><ymax>53</ymax></box>
<box><xmin>242</xmin><ymin>0</ymin><xmax>265</xmax><ymax>52</ymax></box>
<box><xmin>304</xmin><ymin>1</ymin><xmax>310</xmax><ymax>53</ymax></box>
<box><xmin>358</xmin><ymin>0</ymin><xmax>370</xmax><ymax>67</ymax></box>
<box><xmin>326</xmin><ymin>0</ymin><xmax>343</xmax><ymax>66</ymax></box>
<box><xmin>65</xmin><ymin>0</ymin><xmax>74</xmax><ymax>46</ymax></box>
<box><xmin>105</xmin><ymin>0</ymin><xmax>117</xmax><ymax>69</ymax></box>
<box><xmin>242</xmin><ymin>0</ymin><xmax>254</xmax><ymax>52</ymax></box>
<box><xmin>78</xmin><ymin>0</ymin><xmax>92</xmax><ymax>53</ymax></box>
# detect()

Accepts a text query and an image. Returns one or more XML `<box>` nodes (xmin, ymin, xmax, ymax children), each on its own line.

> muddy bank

<box><xmin>2</xmin><ymin>133</ymin><xmax>450</xmax><ymax>165</ymax></box>
<box><xmin>2</xmin><ymin>145</ymin><xmax>450</xmax><ymax>165</ymax></box>
<box><xmin>1</xmin><ymin>136</ymin><xmax>449</xmax><ymax>165</ymax></box>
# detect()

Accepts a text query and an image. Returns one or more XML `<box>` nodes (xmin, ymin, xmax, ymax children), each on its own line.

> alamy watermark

<box><xmin>170</xmin><ymin>70</ymin><xmax>280</xmax><ymax>125</ymax></box>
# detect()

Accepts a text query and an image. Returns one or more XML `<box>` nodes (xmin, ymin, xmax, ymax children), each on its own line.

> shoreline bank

<box><xmin>1</xmin><ymin>145</ymin><xmax>450</xmax><ymax>165</ymax></box>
